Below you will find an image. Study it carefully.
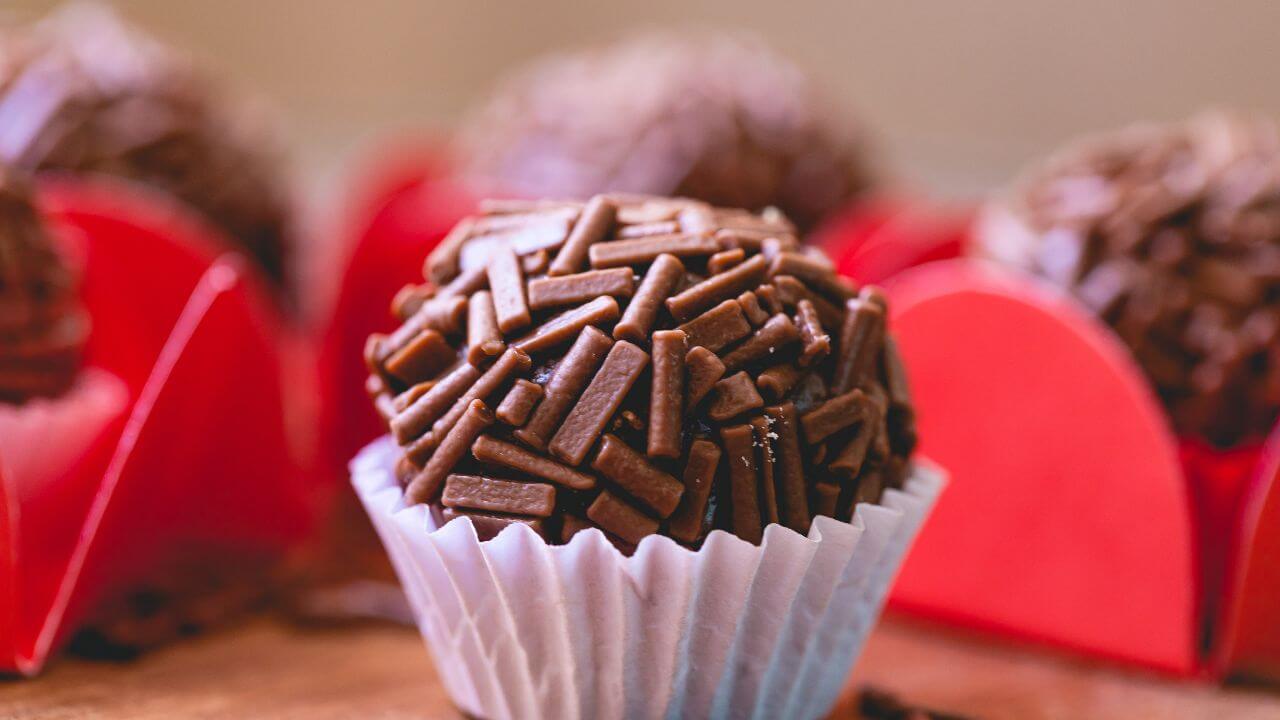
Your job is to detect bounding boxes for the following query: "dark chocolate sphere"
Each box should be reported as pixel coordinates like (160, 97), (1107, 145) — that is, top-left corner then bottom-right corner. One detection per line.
(0, 4), (293, 290)
(456, 32), (873, 232)
(982, 111), (1280, 447)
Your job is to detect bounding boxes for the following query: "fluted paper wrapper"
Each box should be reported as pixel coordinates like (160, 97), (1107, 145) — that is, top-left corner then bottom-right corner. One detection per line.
(352, 437), (944, 720)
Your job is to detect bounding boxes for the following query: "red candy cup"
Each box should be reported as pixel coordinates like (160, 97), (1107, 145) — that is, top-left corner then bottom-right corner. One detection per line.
(1216, 424), (1280, 680)
(883, 258), (1280, 679)
(0, 178), (312, 675)
(816, 195), (971, 286)
(319, 142), (472, 483)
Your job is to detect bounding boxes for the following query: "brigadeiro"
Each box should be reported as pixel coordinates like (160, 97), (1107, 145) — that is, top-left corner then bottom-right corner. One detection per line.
(0, 3), (294, 290)
(0, 165), (86, 403)
(350, 194), (945, 719)
(455, 32), (873, 232)
(980, 111), (1280, 447)
(368, 195), (915, 547)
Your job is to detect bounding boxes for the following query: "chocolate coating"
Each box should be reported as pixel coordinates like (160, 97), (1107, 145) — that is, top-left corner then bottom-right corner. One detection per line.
(366, 195), (916, 547)
(0, 5), (293, 289)
(456, 32), (873, 231)
(984, 111), (1280, 446)
(0, 166), (86, 403)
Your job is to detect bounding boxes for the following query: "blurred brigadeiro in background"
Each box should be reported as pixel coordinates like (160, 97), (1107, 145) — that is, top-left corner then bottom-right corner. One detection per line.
(980, 111), (1280, 447)
(0, 163), (85, 404)
(456, 31), (874, 232)
(0, 3), (295, 294)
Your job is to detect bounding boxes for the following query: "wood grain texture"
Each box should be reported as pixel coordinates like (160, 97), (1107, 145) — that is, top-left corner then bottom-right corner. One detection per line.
(2, 617), (1278, 719)
(0, 621), (449, 720)
(843, 618), (1280, 720)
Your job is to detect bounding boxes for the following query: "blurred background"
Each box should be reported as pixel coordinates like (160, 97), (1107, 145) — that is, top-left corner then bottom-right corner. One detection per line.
(4, 2), (1280, 717)
(7, 0), (1280, 200)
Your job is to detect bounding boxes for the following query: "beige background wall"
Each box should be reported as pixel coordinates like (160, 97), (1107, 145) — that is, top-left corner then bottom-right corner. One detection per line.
(8, 0), (1280, 199)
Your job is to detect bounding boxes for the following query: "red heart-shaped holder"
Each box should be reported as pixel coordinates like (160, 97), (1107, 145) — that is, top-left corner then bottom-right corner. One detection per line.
(816, 195), (972, 286)
(0, 179), (313, 674)
(319, 143), (473, 481)
(1215, 423), (1280, 680)
(0, 371), (128, 673)
(882, 259), (1199, 674)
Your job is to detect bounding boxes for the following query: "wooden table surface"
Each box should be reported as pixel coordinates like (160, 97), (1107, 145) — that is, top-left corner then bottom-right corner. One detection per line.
(2, 615), (1277, 720)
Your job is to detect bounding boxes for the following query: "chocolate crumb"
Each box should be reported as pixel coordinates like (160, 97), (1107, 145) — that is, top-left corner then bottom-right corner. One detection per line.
(856, 687), (975, 720)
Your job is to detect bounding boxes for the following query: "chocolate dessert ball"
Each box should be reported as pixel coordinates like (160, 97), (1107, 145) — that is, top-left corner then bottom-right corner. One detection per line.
(983, 111), (1280, 446)
(365, 194), (916, 548)
(0, 165), (86, 403)
(456, 33), (873, 232)
(0, 4), (293, 289)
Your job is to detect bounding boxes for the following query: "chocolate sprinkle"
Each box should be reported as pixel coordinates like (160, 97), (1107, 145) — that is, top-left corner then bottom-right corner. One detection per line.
(648, 329), (687, 458)
(366, 194), (916, 547)
(685, 346), (727, 409)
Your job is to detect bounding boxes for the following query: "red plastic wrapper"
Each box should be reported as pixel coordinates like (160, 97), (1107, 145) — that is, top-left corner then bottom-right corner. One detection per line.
(319, 144), (472, 483)
(0, 178), (314, 675)
(879, 258), (1280, 681)
(816, 195), (971, 286)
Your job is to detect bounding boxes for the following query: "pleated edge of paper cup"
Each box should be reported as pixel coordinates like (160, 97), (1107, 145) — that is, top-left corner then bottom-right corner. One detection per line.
(351, 435), (946, 565)
(350, 435), (947, 719)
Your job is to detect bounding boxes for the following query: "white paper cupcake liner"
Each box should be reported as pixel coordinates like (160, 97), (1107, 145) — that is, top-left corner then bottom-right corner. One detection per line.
(352, 436), (944, 720)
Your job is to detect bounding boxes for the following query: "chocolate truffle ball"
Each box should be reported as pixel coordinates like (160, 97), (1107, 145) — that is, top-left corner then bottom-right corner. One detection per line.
(982, 111), (1280, 447)
(0, 165), (86, 403)
(456, 32), (873, 232)
(365, 194), (916, 549)
(0, 4), (293, 289)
